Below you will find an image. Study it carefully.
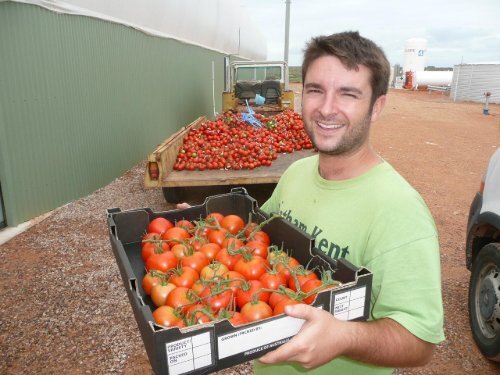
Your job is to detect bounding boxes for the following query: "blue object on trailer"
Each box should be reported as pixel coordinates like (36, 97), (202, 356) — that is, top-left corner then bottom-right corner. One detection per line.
(241, 100), (263, 128)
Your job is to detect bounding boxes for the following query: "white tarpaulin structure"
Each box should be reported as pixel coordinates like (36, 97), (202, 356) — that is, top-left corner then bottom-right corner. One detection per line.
(8, 0), (267, 60)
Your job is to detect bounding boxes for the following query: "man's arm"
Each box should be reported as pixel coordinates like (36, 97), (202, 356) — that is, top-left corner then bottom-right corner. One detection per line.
(258, 303), (434, 369)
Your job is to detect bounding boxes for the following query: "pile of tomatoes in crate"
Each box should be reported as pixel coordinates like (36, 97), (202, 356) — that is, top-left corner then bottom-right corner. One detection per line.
(173, 109), (314, 171)
(141, 213), (340, 329)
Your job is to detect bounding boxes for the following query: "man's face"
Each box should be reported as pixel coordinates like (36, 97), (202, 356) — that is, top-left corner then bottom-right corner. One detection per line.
(301, 55), (381, 156)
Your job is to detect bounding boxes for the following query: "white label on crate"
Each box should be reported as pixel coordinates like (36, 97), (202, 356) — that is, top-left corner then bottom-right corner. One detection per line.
(333, 286), (366, 321)
(217, 307), (322, 360)
(166, 332), (212, 375)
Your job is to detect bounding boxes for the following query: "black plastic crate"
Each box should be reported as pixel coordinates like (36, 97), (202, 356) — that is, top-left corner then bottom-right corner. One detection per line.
(107, 188), (372, 375)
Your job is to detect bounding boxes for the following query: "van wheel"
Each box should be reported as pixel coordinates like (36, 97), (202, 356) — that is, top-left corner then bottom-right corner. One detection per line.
(162, 187), (186, 203)
(469, 242), (500, 361)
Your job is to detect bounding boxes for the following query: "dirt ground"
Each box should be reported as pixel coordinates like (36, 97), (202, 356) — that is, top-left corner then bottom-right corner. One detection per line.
(1, 87), (500, 375)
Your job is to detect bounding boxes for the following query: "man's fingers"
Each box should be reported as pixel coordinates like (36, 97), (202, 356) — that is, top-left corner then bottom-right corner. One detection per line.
(176, 202), (191, 209)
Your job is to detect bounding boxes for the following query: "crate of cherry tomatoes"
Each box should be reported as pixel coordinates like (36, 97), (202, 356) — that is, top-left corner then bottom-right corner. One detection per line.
(107, 188), (372, 375)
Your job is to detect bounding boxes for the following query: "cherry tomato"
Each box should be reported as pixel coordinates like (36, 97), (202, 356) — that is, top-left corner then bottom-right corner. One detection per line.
(169, 266), (200, 288)
(259, 270), (287, 291)
(142, 270), (163, 295)
(269, 287), (296, 309)
(145, 251), (178, 273)
(166, 286), (196, 313)
(288, 269), (319, 292)
(245, 240), (269, 259)
(200, 262), (229, 280)
(273, 298), (301, 316)
(148, 217), (174, 235)
(215, 247), (243, 270)
(152, 305), (184, 328)
(240, 300), (273, 323)
(208, 228), (229, 246)
(142, 241), (169, 262)
(220, 214), (245, 235)
(151, 282), (176, 307)
(197, 242), (221, 262)
(161, 227), (190, 246)
(180, 251), (209, 274)
(175, 219), (195, 231)
(234, 255), (269, 281)
(236, 279), (270, 309)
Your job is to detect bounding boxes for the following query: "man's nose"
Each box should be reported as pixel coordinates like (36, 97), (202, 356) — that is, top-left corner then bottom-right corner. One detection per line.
(318, 92), (340, 118)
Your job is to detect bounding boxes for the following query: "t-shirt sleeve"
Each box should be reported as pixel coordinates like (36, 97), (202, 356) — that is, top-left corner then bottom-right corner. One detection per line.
(366, 234), (445, 344)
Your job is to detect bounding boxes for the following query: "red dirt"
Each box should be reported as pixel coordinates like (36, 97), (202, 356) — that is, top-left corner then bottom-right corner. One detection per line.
(0, 86), (499, 375)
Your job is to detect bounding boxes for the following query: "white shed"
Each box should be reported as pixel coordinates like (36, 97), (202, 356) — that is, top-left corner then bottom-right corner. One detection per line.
(451, 63), (500, 104)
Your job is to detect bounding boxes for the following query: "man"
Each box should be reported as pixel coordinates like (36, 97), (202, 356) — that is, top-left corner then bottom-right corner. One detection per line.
(253, 31), (445, 374)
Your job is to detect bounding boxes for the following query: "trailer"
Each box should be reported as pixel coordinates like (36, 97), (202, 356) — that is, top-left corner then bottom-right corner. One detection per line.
(144, 116), (316, 202)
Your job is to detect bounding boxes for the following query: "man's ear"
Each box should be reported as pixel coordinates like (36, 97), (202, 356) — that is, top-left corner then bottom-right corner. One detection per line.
(370, 95), (386, 123)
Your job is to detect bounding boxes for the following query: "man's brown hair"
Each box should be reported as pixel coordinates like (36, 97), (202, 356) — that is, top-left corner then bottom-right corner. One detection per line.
(302, 31), (390, 106)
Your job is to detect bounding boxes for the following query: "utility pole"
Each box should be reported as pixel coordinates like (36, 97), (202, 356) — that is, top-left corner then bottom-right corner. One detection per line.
(284, 0), (291, 63)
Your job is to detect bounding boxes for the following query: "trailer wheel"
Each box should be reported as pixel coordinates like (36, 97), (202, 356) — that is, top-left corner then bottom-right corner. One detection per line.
(162, 187), (186, 203)
(468, 242), (500, 361)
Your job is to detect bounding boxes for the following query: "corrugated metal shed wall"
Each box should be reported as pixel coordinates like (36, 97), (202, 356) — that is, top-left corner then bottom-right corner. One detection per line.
(451, 63), (500, 104)
(0, 3), (225, 225)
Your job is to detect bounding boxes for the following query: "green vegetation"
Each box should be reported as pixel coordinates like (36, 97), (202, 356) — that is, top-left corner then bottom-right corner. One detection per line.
(289, 66), (302, 83)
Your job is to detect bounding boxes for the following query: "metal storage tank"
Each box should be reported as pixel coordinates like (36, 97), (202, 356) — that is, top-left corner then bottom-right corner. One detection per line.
(403, 38), (427, 73)
(414, 71), (453, 87)
(451, 63), (500, 104)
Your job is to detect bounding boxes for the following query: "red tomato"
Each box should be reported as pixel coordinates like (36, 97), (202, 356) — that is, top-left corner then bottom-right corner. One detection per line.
(197, 242), (221, 262)
(273, 298), (301, 316)
(185, 303), (213, 325)
(145, 251), (178, 273)
(247, 230), (271, 247)
(234, 255), (269, 281)
(169, 266), (200, 288)
(170, 243), (190, 259)
(208, 228), (229, 246)
(227, 311), (248, 327)
(148, 217), (174, 235)
(142, 232), (160, 247)
(221, 270), (245, 295)
(236, 279), (270, 309)
(300, 279), (327, 305)
(161, 227), (191, 246)
(245, 240), (269, 259)
(199, 288), (232, 313)
(240, 300), (273, 322)
(220, 214), (245, 235)
(222, 237), (244, 251)
(288, 269), (319, 292)
(151, 282), (176, 307)
(142, 241), (169, 262)
(175, 219), (195, 231)
(180, 251), (209, 274)
(166, 286), (196, 313)
(206, 212), (224, 226)
(152, 305), (184, 328)
(142, 270), (163, 295)
(200, 262), (229, 280)
(215, 247), (243, 270)
(269, 287), (296, 309)
(259, 270), (287, 291)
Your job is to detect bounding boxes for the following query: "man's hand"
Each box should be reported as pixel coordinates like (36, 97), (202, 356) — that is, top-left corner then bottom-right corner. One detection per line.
(258, 303), (434, 369)
(259, 304), (349, 368)
(176, 203), (191, 209)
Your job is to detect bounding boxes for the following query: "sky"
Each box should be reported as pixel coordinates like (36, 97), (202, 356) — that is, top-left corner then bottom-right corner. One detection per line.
(240, 0), (500, 68)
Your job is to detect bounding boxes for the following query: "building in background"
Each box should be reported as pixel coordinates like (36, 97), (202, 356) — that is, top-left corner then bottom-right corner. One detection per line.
(451, 63), (500, 104)
(0, 0), (265, 227)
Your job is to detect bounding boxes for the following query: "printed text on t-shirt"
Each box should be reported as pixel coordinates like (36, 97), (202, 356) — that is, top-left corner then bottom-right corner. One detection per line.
(279, 209), (349, 259)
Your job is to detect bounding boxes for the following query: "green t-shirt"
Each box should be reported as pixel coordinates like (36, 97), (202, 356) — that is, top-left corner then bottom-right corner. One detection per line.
(256, 155), (445, 375)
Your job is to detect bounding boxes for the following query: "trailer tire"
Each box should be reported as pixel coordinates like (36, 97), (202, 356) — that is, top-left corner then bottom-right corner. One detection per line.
(162, 187), (186, 203)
